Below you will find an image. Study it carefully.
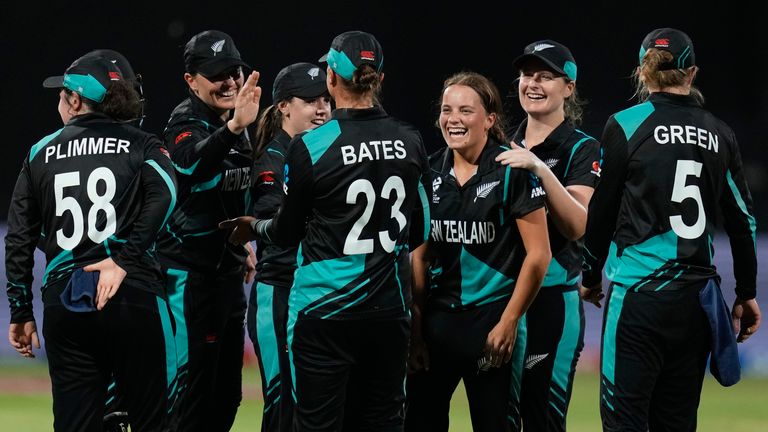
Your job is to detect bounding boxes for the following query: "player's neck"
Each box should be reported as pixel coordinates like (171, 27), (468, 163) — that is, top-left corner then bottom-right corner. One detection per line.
(524, 113), (563, 148)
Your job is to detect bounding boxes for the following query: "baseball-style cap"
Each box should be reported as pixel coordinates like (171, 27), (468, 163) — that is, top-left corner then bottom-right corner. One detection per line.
(512, 40), (578, 81)
(83, 49), (143, 98)
(639, 28), (695, 70)
(43, 54), (123, 103)
(272, 62), (328, 102)
(318, 30), (383, 80)
(184, 30), (249, 78)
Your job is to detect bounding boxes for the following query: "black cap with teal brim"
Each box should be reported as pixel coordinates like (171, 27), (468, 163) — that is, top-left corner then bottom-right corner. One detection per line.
(319, 30), (383, 80)
(43, 54), (123, 103)
(513, 39), (578, 81)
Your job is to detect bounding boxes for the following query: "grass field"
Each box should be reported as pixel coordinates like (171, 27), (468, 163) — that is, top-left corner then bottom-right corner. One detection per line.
(1, 364), (766, 431)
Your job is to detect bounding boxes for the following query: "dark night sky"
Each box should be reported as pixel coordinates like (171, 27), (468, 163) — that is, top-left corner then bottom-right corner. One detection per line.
(2, 1), (767, 227)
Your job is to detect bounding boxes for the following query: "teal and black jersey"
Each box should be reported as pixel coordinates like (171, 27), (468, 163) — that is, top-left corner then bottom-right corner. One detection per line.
(582, 92), (757, 298)
(251, 129), (297, 288)
(511, 119), (600, 290)
(157, 93), (254, 272)
(5, 113), (177, 323)
(254, 106), (431, 320)
(425, 138), (546, 310)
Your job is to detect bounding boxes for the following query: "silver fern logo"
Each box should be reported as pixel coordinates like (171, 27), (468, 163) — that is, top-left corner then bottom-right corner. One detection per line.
(525, 353), (549, 369)
(211, 39), (226, 56)
(475, 181), (500, 202)
(532, 43), (555, 52)
(308, 67), (320, 80)
(544, 158), (559, 168)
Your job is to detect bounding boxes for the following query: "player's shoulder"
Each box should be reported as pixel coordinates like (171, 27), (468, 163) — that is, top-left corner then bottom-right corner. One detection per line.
(571, 128), (600, 148)
(28, 127), (65, 163)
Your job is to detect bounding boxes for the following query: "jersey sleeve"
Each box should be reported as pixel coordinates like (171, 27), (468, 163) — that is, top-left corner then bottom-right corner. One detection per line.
(251, 147), (287, 219)
(408, 140), (432, 251)
(112, 138), (177, 272)
(164, 120), (241, 181)
(582, 117), (628, 287)
(720, 131), (757, 300)
(254, 136), (314, 246)
(5, 156), (41, 323)
(564, 137), (601, 188)
(506, 168), (546, 219)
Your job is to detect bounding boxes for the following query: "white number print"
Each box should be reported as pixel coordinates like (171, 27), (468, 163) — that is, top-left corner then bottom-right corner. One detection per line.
(344, 176), (407, 255)
(54, 169), (117, 250)
(669, 160), (705, 239)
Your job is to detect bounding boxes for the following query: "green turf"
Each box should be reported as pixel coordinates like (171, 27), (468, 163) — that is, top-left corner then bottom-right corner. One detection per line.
(2, 365), (767, 431)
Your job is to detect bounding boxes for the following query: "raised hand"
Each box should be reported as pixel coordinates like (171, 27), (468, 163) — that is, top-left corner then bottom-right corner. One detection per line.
(228, 71), (262, 134)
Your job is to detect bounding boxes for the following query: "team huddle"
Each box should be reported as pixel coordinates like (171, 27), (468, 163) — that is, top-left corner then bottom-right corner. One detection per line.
(4, 27), (761, 432)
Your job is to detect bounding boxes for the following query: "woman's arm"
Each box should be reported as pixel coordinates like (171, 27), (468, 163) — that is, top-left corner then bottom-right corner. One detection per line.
(496, 143), (593, 240)
(408, 242), (431, 372)
(485, 207), (551, 366)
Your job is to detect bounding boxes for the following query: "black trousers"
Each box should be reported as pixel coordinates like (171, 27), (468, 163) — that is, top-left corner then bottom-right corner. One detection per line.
(405, 300), (527, 432)
(600, 283), (710, 432)
(248, 281), (292, 432)
(290, 315), (410, 432)
(165, 267), (247, 432)
(521, 287), (585, 432)
(42, 278), (172, 432)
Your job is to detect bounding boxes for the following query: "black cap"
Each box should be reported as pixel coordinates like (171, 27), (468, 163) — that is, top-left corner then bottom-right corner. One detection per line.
(43, 54), (123, 103)
(318, 30), (383, 80)
(640, 28), (695, 70)
(272, 62), (328, 102)
(183, 30), (249, 78)
(82, 49), (143, 99)
(513, 40), (578, 81)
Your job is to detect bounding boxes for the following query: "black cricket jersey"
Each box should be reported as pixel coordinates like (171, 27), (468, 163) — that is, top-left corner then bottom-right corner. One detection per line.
(251, 129), (296, 287)
(425, 137), (546, 310)
(157, 93), (253, 272)
(511, 119), (600, 289)
(5, 113), (177, 323)
(583, 93), (757, 299)
(255, 106), (431, 320)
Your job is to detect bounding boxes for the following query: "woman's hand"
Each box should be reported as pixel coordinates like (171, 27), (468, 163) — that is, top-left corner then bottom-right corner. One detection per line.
(244, 242), (257, 284)
(732, 298), (761, 342)
(8, 321), (40, 358)
(579, 282), (605, 308)
(219, 216), (258, 246)
(484, 318), (519, 368)
(495, 141), (545, 175)
(84, 258), (127, 310)
(408, 332), (431, 373)
(228, 71), (262, 134)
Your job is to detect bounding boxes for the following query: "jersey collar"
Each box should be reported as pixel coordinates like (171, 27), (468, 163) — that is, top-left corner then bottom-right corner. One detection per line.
(649, 92), (702, 108)
(437, 136), (506, 180)
(510, 118), (575, 155)
(331, 106), (388, 121)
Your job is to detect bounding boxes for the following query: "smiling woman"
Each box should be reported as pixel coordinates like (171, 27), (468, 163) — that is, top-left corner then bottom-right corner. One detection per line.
(155, 29), (263, 432)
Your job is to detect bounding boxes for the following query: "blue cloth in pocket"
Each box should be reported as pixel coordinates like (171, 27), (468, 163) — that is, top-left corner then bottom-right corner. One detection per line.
(699, 278), (740, 387)
(60, 268), (100, 313)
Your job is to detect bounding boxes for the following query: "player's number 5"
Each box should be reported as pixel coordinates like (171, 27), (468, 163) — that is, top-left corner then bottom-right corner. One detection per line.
(670, 160), (705, 240)
(54, 168), (117, 250)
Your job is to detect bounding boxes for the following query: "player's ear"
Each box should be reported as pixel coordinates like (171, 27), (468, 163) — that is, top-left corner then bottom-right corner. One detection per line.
(327, 67), (338, 87)
(69, 92), (83, 112)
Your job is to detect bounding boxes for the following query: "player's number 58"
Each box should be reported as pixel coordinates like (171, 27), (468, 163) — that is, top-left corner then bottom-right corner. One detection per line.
(54, 168), (117, 250)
